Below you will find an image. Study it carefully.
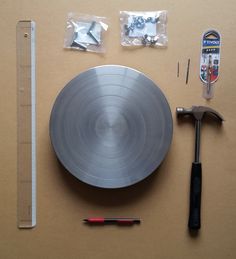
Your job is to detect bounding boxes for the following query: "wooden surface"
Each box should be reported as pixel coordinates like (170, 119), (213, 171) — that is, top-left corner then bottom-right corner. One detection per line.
(0, 0), (236, 258)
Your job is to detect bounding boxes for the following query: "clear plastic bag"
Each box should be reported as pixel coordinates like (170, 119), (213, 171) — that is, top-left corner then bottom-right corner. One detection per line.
(64, 13), (109, 53)
(120, 11), (168, 47)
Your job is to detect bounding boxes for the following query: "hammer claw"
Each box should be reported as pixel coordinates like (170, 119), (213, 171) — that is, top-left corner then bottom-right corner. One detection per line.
(176, 106), (224, 121)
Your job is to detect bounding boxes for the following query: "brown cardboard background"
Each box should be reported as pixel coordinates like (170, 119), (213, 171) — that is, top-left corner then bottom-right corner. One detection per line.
(0, 0), (236, 258)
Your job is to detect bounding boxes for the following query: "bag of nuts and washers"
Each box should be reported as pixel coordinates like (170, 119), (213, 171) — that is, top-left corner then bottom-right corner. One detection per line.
(120, 11), (168, 47)
(64, 13), (109, 53)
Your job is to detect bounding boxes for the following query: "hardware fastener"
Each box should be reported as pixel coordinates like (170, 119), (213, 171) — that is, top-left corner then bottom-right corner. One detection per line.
(87, 21), (100, 45)
(70, 32), (87, 50)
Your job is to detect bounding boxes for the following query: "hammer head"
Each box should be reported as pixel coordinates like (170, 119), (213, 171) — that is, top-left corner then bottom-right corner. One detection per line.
(176, 106), (224, 121)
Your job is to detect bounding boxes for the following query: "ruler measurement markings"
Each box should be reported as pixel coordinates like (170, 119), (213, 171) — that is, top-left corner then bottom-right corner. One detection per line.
(17, 21), (36, 228)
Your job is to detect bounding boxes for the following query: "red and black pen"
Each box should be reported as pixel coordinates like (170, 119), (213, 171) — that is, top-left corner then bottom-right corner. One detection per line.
(83, 218), (141, 225)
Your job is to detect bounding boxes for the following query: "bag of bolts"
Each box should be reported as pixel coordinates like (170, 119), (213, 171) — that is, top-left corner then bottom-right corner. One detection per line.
(64, 13), (108, 53)
(120, 11), (168, 47)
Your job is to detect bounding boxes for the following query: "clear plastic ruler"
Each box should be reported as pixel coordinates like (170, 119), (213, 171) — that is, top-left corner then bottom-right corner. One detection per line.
(16, 21), (36, 228)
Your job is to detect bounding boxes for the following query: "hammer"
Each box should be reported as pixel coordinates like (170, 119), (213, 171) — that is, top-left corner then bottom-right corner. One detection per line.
(176, 106), (224, 230)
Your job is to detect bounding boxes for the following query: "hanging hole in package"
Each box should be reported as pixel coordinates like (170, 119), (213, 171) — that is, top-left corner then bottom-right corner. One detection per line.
(120, 11), (168, 47)
(64, 13), (109, 53)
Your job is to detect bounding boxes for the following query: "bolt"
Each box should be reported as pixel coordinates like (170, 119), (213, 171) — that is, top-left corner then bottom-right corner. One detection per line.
(87, 31), (100, 45)
(71, 41), (87, 51)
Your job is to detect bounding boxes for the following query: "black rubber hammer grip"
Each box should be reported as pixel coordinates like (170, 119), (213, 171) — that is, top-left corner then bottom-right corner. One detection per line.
(188, 162), (202, 230)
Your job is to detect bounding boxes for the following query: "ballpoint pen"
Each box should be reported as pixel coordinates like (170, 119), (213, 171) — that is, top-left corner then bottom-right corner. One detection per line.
(83, 218), (141, 224)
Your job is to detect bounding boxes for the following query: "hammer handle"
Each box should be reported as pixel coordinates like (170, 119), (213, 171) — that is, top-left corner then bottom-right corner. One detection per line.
(188, 162), (202, 230)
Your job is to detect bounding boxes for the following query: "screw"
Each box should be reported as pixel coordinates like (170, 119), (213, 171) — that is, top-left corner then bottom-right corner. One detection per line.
(70, 32), (87, 50)
(87, 21), (100, 45)
(88, 21), (96, 32)
(87, 31), (100, 45)
(71, 41), (87, 51)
